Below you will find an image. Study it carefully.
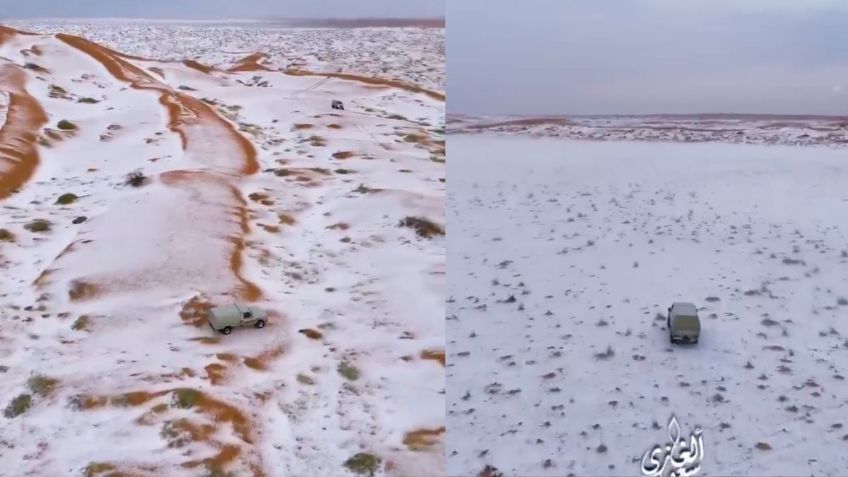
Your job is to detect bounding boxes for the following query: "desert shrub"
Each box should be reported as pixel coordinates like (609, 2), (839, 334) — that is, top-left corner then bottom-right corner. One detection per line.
(57, 120), (77, 131)
(387, 114), (407, 120)
(172, 388), (201, 409)
(78, 97), (99, 104)
(24, 219), (51, 233)
(399, 216), (444, 238)
(0, 229), (13, 241)
(55, 193), (78, 205)
(337, 361), (360, 381)
(296, 373), (315, 385)
(343, 452), (381, 477)
(125, 170), (147, 187)
(27, 374), (58, 396)
(4, 393), (32, 418)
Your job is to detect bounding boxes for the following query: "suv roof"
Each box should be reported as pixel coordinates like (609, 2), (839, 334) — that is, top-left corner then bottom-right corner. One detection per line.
(671, 302), (698, 315)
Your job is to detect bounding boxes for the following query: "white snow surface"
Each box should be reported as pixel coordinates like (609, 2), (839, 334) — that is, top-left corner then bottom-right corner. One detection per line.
(447, 134), (848, 477)
(0, 24), (444, 477)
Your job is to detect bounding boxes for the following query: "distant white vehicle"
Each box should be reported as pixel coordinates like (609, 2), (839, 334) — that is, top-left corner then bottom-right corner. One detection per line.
(667, 302), (700, 344)
(331, 99), (344, 110)
(207, 304), (267, 335)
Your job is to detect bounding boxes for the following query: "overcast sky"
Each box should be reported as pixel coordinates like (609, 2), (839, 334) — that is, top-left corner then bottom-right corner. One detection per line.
(1, 0), (443, 20)
(448, 0), (848, 115)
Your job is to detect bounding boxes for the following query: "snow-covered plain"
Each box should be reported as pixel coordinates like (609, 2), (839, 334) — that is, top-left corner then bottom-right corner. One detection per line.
(0, 23), (444, 477)
(447, 134), (848, 476)
(449, 114), (848, 148)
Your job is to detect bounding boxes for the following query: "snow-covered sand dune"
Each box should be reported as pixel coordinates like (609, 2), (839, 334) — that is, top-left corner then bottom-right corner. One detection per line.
(8, 20), (445, 93)
(0, 24), (444, 477)
(447, 134), (848, 476)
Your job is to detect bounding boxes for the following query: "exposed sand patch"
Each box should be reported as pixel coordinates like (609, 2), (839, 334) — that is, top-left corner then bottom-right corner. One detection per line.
(228, 52), (272, 73)
(74, 387), (259, 475)
(420, 349), (445, 367)
(403, 427), (445, 451)
(179, 295), (214, 328)
(0, 64), (48, 200)
(243, 344), (285, 371)
(0, 25), (38, 44)
(204, 363), (227, 385)
(182, 59), (213, 74)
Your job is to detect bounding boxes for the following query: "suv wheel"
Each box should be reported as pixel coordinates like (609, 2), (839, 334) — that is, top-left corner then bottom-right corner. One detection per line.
(221, 326), (232, 335)
(255, 320), (266, 329)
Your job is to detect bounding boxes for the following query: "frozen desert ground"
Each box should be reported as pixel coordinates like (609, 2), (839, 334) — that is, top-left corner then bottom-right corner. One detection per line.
(0, 22), (443, 477)
(447, 134), (848, 476)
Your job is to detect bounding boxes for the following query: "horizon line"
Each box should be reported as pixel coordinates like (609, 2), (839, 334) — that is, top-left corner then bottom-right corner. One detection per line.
(448, 112), (848, 120)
